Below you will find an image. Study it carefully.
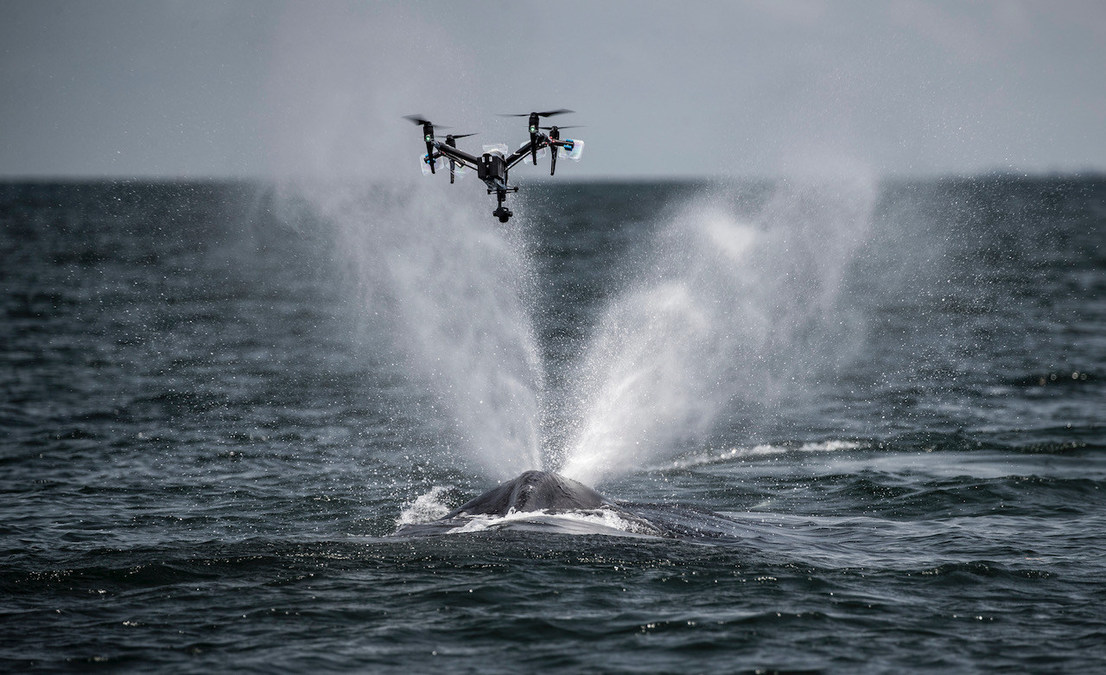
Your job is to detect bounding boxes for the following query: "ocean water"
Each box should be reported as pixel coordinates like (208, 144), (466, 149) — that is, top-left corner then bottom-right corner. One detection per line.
(2, 176), (1104, 672)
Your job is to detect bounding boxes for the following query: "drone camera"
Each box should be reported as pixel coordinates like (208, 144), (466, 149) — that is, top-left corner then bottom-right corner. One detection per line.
(493, 205), (513, 223)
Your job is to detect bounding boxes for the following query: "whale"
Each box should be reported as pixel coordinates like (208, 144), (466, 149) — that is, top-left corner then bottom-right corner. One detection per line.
(394, 470), (740, 540)
(444, 470), (609, 518)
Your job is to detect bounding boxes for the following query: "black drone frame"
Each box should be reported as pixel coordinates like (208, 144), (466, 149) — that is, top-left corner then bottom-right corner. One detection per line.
(405, 110), (580, 223)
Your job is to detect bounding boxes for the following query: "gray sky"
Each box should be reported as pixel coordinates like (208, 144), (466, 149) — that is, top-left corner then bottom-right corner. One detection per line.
(1, 0), (1104, 178)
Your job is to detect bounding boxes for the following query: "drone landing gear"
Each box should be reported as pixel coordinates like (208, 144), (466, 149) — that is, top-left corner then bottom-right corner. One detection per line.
(489, 187), (518, 223)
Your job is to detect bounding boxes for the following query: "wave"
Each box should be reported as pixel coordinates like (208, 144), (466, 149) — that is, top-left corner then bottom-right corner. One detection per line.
(660, 440), (866, 470)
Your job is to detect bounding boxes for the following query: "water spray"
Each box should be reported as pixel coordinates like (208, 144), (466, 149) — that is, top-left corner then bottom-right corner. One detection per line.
(558, 178), (877, 485)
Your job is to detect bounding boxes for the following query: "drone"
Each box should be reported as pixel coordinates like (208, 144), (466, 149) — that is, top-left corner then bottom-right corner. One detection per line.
(404, 110), (585, 223)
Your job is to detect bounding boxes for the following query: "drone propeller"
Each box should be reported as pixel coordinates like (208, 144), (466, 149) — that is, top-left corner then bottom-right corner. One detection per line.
(402, 114), (452, 128)
(406, 115), (452, 175)
(539, 125), (583, 130)
(543, 125), (585, 176)
(443, 133), (476, 184)
(499, 109), (575, 118)
(499, 110), (574, 164)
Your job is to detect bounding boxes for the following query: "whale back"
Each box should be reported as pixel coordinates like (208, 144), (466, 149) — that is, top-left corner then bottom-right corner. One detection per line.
(446, 470), (607, 518)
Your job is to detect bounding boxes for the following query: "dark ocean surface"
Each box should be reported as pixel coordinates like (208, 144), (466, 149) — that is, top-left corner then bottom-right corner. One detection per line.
(2, 176), (1104, 672)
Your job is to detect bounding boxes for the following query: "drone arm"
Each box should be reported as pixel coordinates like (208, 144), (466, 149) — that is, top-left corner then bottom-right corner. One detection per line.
(435, 143), (480, 170)
(505, 136), (548, 170)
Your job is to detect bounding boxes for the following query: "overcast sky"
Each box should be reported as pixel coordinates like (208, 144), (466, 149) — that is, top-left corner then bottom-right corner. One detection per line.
(1, 0), (1104, 179)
